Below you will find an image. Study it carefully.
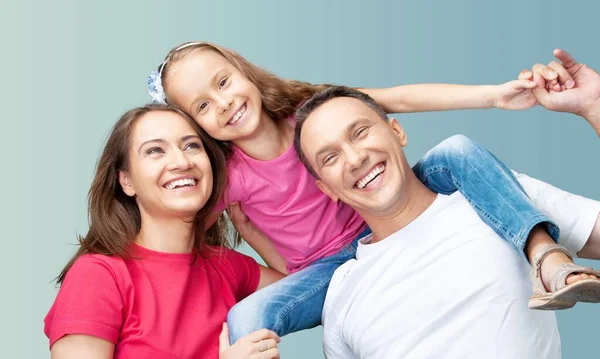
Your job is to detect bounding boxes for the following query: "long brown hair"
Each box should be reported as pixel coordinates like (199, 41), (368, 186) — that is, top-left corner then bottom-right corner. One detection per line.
(57, 104), (230, 285)
(159, 41), (332, 157)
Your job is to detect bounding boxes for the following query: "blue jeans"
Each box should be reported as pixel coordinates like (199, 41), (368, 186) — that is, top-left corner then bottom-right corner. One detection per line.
(227, 134), (559, 342)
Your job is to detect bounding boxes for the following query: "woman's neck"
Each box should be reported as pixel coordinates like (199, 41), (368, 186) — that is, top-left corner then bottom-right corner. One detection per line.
(233, 111), (294, 161)
(136, 212), (196, 253)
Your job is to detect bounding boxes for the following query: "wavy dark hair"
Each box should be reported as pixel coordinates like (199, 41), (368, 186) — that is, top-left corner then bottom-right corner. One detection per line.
(57, 104), (230, 285)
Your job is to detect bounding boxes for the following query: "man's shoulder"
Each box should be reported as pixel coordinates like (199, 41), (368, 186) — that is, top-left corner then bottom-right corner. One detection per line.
(323, 259), (357, 325)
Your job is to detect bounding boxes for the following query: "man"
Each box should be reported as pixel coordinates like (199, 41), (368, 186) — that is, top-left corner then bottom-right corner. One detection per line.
(294, 50), (600, 358)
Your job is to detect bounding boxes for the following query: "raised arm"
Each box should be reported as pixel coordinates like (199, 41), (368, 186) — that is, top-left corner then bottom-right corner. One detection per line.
(359, 79), (543, 113)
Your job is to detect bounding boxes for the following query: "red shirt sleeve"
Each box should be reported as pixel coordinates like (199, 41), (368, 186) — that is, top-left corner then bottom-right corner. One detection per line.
(44, 255), (124, 348)
(222, 249), (261, 301)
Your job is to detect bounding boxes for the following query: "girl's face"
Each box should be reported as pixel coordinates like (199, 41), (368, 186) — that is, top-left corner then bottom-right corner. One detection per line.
(119, 111), (213, 220)
(165, 50), (264, 143)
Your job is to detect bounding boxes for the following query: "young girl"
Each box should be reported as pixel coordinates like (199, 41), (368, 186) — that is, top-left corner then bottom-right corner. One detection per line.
(44, 104), (284, 359)
(148, 42), (600, 342)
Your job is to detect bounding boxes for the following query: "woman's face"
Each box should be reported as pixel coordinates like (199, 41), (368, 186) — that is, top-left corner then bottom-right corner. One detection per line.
(119, 111), (213, 220)
(164, 49), (264, 142)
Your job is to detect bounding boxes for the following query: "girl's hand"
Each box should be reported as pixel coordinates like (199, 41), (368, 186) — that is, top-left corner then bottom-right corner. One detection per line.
(219, 323), (281, 359)
(492, 79), (538, 110)
(227, 202), (253, 234)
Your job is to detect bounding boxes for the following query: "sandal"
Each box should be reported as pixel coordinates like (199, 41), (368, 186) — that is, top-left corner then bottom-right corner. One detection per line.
(528, 244), (600, 310)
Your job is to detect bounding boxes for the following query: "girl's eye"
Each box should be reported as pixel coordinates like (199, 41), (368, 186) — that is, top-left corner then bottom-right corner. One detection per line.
(197, 102), (208, 114)
(219, 77), (229, 89)
(146, 147), (164, 155)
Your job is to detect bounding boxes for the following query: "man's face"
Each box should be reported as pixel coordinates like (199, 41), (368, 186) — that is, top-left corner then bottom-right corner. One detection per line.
(300, 97), (411, 216)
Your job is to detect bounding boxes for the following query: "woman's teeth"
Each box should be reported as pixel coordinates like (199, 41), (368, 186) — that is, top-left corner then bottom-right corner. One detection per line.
(164, 178), (197, 190)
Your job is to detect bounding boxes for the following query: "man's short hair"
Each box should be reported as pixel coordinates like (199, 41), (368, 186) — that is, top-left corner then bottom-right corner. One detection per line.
(294, 86), (388, 178)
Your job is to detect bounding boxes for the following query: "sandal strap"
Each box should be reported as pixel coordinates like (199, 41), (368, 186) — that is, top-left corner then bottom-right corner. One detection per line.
(550, 263), (600, 292)
(531, 244), (573, 295)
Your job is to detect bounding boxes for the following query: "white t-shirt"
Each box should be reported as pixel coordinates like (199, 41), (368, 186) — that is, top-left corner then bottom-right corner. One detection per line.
(323, 174), (600, 359)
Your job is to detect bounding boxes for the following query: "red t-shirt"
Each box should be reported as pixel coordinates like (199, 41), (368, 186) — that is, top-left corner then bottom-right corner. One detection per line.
(44, 244), (260, 358)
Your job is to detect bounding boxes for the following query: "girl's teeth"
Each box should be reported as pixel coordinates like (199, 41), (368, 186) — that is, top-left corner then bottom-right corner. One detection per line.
(231, 104), (247, 124)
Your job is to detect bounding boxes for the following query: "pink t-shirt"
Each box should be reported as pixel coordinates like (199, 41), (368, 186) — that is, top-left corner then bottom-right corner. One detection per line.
(217, 139), (366, 273)
(44, 245), (260, 359)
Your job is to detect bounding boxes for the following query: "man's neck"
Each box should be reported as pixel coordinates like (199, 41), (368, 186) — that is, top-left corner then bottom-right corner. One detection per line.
(136, 210), (196, 253)
(233, 111), (294, 160)
(361, 179), (438, 244)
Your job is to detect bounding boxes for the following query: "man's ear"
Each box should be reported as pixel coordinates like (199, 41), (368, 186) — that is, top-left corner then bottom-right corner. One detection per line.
(389, 118), (408, 147)
(119, 171), (136, 197)
(316, 179), (339, 203)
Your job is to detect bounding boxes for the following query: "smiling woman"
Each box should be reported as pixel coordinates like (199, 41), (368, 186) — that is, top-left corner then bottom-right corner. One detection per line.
(43, 104), (283, 359)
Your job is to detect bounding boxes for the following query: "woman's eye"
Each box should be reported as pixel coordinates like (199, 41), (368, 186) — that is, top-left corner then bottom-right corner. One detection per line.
(185, 142), (202, 151)
(146, 147), (164, 155)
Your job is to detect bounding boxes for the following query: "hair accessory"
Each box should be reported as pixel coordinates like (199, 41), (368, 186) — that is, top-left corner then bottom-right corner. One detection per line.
(146, 70), (167, 104)
(146, 42), (205, 104)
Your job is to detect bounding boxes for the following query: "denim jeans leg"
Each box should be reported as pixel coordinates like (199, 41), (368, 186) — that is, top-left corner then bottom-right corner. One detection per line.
(412, 135), (559, 252)
(227, 242), (360, 342)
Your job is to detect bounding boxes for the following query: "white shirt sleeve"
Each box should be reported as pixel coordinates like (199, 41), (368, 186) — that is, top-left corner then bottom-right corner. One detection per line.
(513, 171), (600, 256)
(323, 328), (356, 359)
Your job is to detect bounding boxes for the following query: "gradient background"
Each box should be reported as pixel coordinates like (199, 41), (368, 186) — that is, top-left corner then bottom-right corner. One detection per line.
(3, 0), (599, 358)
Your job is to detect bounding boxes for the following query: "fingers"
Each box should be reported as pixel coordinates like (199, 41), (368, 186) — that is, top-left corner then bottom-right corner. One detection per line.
(548, 60), (575, 89)
(518, 69), (533, 81)
(531, 70), (552, 109)
(219, 323), (231, 353)
(554, 48), (578, 69)
(532, 63), (559, 87)
(246, 329), (281, 344)
(253, 338), (278, 353)
(256, 347), (280, 359)
(511, 79), (537, 90)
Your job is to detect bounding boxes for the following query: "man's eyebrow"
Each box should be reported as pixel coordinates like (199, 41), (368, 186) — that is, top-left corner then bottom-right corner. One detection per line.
(313, 118), (366, 162)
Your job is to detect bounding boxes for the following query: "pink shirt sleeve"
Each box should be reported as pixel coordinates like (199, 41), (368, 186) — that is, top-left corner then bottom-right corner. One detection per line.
(44, 255), (124, 347)
(221, 249), (261, 301)
(214, 162), (248, 214)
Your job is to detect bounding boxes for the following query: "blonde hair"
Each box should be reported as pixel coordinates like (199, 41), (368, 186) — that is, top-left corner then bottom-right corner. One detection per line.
(159, 41), (332, 155)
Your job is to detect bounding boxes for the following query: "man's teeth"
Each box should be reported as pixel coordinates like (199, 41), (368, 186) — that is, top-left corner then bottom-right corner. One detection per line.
(230, 104), (247, 124)
(164, 178), (197, 190)
(356, 164), (386, 189)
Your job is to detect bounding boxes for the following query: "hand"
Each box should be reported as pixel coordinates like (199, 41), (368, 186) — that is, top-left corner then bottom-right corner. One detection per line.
(227, 202), (253, 234)
(219, 323), (281, 359)
(493, 79), (538, 110)
(520, 49), (600, 118)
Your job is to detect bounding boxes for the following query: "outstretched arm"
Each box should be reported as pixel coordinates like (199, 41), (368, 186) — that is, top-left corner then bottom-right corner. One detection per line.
(359, 79), (544, 113)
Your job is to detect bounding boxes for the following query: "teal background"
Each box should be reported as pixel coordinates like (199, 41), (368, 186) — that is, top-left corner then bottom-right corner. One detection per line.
(3, 0), (598, 357)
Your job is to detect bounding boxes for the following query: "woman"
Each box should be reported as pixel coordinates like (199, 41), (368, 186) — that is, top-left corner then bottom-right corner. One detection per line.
(44, 104), (283, 359)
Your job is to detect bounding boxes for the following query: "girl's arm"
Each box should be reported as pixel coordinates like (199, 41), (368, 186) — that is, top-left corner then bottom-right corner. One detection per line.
(257, 265), (286, 290)
(228, 203), (288, 275)
(359, 80), (539, 113)
(51, 335), (114, 359)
